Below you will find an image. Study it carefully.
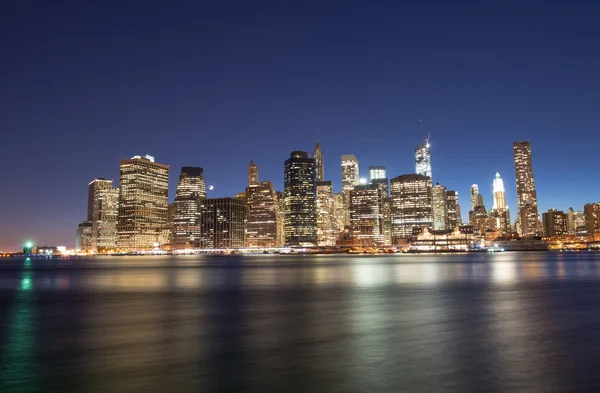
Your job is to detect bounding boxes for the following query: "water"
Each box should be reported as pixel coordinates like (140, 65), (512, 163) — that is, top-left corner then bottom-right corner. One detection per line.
(2, 252), (600, 392)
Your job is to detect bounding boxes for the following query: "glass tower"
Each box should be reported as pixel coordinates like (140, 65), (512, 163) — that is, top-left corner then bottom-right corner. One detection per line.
(284, 151), (317, 246)
(172, 167), (206, 249)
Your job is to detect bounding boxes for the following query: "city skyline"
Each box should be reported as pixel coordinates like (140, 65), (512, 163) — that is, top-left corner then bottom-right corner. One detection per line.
(2, 1), (600, 250)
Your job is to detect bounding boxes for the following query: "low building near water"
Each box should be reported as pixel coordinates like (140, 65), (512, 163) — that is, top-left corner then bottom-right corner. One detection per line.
(409, 226), (475, 252)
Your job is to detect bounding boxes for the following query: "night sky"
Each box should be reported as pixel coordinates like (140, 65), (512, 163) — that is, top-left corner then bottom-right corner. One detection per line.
(1, 1), (599, 250)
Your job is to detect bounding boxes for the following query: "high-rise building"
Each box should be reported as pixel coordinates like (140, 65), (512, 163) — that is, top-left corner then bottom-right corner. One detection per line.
(172, 167), (206, 249)
(390, 174), (433, 240)
(542, 209), (567, 236)
(276, 191), (286, 247)
(567, 207), (586, 235)
(89, 179), (119, 252)
(369, 166), (386, 183)
(584, 203), (600, 235)
(341, 155), (359, 192)
(415, 120), (432, 178)
(493, 172), (507, 210)
(514, 141), (540, 236)
(248, 160), (259, 188)
(76, 221), (93, 251)
(88, 178), (113, 222)
(432, 184), (448, 230)
(117, 155), (169, 250)
(381, 197), (392, 245)
(470, 184), (480, 211)
(167, 202), (175, 244)
(316, 181), (336, 246)
(446, 190), (460, 229)
(313, 141), (324, 182)
(200, 197), (245, 249)
(333, 192), (346, 234)
(350, 184), (383, 244)
(246, 181), (279, 248)
(371, 177), (389, 198)
(489, 208), (511, 236)
(284, 151), (316, 246)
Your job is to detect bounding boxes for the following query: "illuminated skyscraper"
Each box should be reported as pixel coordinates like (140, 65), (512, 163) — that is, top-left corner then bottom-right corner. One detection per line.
(117, 155), (169, 250)
(584, 202), (600, 235)
(276, 191), (285, 246)
(350, 184), (383, 244)
(248, 160), (259, 187)
(514, 141), (540, 236)
(313, 141), (324, 182)
(432, 183), (448, 230)
(88, 178), (113, 221)
(316, 181), (336, 246)
(341, 155), (359, 226)
(542, 209), (567, 236)
(89, 178), (119, 251)
(76, 221), (93, 251)
(369, 166), (386, 182)
(567, 207), (586, 235)
(284, 151), (316, 246)
(493, 172), (507, 210)
(446, 190), (460, 229)
(200, 197), (245, 249)
(470, 184), (480, 211)
(333, 192), (346, 233)
(390, 174), (433, 239)
(172, 167), (206, 249)
(246, 181), (279, 248)
(415, 120), (432, 178)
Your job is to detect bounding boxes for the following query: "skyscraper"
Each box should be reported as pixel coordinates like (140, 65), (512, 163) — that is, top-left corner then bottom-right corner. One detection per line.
(470, 184), (480, 211)
(493, 172), (507, 210)
(284, 151), (317, 246)
(76, 221), (93, 251)
(246, 181), (279, 248)
(172, 167), (206, 249)
(313, 141), (324, 182)
(117, 155), (169, 250)
(200, 197), (246, 249)
(446, 190), (460, 229)
(432, 183), (448, 230)
(350, 184), (383, 245)
(369, 166), (386, 182)
(89, 179), (119, 252)
(584, 202), (600, 235)
(390, 174), (433, 239)
(341, 155), (359, 226)
(415, 120), (432, 178)
(567, 207), (586, 235)
(514, 141), (540, 236)
(248, 160), (259, 188)
(316, 181), (336, 246)
(542, 209), (567, 236)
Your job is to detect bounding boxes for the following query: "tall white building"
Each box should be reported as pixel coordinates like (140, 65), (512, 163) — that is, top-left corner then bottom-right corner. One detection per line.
(341, 155), (359, 226)
(470, 184), (480, 211)
(432, 184), (448, 230)
(493, 172), (507, 209)
(369, 166), (386, 182)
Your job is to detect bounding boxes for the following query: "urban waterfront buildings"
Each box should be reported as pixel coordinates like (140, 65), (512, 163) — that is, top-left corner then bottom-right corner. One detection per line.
(350, 184), (383, 245)
(470, 184), (483, 211)
(369, 166), (386, 183)
(200, 197), (246, 248)
(446, 190), (461, 229)
(246, 181), (280, 247)
(489, 172), (511, 235)
(313, 141), (324, 182)
(567, 208), (586, 235)
(390, 174), (433, 240)
(432, 183), (448, 230)
(514, 141), (540, 236)
(172, 167), (206, 249)
(284, 151), (317, 246)
(584, 203), (600, 235)
(117, 155), (169, 250)
(415, 120), (432, 178)
(89, 178), (119, 251)
(493, 173), (507, 210)
(76, 221), (93, 251)
(316, 181), (336, 246)
(542, 209), (567, 236)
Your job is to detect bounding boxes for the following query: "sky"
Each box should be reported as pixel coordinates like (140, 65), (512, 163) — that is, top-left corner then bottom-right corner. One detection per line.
(1, 0), (599, 250)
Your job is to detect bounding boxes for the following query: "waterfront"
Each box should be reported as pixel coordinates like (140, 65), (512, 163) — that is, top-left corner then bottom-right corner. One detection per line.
(2, 253), (600, 392)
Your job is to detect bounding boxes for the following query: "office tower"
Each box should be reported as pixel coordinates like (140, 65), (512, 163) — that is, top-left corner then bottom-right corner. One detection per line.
(76, 221), (93, 251)
(167, 202), (175, 244)
(470, 184), (480, 211)
(381, 197), (392, 245)
(316, 181), (336, 246)
(199, 197), (245, 248)
(432, 184), (448, 230)
(313, 141), (324, 182)
(88, 178), (113, 220)
(276, 191), (285, 247)
(89, 179), (119, 251)
(567, 207), (586, 235)
(514, 141), (540, 236)
(117, 154), (169, 250)
(493, 172), (507, 209)
(456, 204), (463, 226)
(172, 167), (206, 249)
(248, 160), (259, 188)
(341, 155), (359, 226)
(284, 151), (317, 246)
(369, 166), (386, 182)
(446, 190), (460, 229)
(542, 209), (567, 236)
(333, 192), (346, 233)
(489, 208), (511, 236)
(415, 120), (432, 178)
(470, 205), (489, 237)
(350, 184), (383, 244)
(246, 181), (279, 248)
(371, 177), (389, 198)
(584, 203), (600, 235)
(390, 174), (433, 239)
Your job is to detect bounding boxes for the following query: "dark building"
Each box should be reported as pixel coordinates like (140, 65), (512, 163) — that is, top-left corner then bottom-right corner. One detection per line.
(542, 209), (567, 236)
(284, 151), (317, 246)
(200, 198), (246, 249)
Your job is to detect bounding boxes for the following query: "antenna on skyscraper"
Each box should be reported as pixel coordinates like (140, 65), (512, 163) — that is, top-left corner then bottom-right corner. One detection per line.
(419, 119), (423, 145)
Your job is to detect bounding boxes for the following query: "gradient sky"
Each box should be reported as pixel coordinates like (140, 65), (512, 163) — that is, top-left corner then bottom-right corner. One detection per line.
(1, 1), (599, 250)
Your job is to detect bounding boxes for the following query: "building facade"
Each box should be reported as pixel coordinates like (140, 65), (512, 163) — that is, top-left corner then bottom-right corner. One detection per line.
(542, 209), (567, 236)
(369, 166), (386, 183)
(89, 179), (119, 251)
(117, 155), (169, 250)
(172, 167), (206, 249)
(446, 190), (460, 229)
(200, 198), (246, 249)
(284, 151), (317, 246)
(390, 174), (433, 240)
(514, 141), (540, 236)
(493, 172), (507, 210)
(76, 221), (93, 251)
(584, 203), (600, 235)
(415, 143), (432, 179)
(432, 183), (448, 230)
(248, 160), (259, 188)
(350, 184), (383, 245)
(313, 141), (324, 182)
(246, 181), (279, 248)
(316, 181), (336, 246)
